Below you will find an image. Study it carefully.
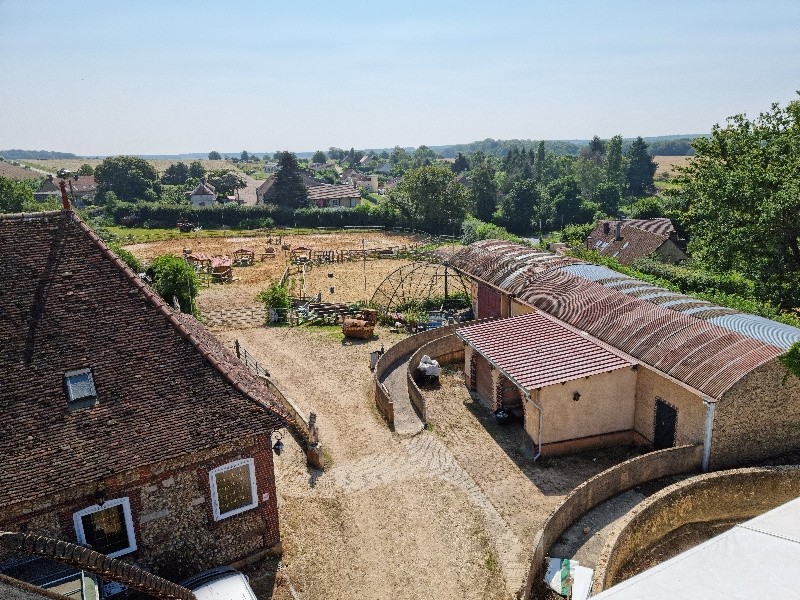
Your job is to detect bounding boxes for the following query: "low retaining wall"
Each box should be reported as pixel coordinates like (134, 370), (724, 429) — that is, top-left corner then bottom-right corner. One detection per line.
(407, 334), (465, 422)
(373, 318), (497, 424)
(521, 444), (703, 600)
(593, 465), (800, 593)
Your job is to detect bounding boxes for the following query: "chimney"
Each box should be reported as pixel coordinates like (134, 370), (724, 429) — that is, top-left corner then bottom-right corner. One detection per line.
(602, 222), (610, 235)
(615, 221), (622, 241)
(58, 179), (71, 211)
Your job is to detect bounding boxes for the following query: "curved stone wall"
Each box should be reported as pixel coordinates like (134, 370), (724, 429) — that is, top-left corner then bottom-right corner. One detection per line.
(521, 444), (703, 600)
(407, 334), (465, 422)
(592, 465), (800, 593)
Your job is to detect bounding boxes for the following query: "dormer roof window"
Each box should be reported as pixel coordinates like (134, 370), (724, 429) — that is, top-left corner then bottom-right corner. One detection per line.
(64, 368), (97, 411)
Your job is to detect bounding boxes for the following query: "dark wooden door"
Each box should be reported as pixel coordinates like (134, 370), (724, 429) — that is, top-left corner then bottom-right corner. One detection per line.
(654, 399), (677, 450)
(478, 283), (501, 318)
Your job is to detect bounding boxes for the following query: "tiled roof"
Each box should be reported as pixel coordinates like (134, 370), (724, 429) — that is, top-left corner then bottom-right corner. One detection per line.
(306, 184), (361, 201)
(449, 240), (793, 398)
(586, 220), (679, 265)
(0, 211), (290, 507)
(457, 312), (635, 390)
(35, 176), (97, 195)
(190, 181), (215, 196)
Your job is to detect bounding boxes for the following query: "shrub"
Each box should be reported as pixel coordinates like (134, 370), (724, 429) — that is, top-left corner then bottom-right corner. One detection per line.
(147, 254), (199, 315)
(108, 243), (143, 273)
(256, 281), (291, 324)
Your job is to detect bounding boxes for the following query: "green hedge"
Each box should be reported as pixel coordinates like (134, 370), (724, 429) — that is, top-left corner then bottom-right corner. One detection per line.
(631, 257), (754, 296)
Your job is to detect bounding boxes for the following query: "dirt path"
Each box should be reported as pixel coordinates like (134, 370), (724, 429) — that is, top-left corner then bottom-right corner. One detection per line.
(215, 325), (639, 600)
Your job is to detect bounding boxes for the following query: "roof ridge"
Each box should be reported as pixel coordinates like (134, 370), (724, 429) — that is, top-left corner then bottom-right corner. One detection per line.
(0, 209), (64, 222)
(66, 211), (291, 428)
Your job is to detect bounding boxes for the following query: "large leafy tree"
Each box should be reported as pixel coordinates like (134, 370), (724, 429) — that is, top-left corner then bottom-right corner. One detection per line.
(470, 161), (497, 222)
(266, 151), (308, 209)
(388, 164), (468, 234)
(312, 150), (327, 164)
(161, 162), (189, 185)
(498, 180), (537, 235)
(188, 160), (206, 179)
(95, 156), (159, 202)
(451, 152), (469, 174)
(207, 170), (247, 199)
(676, 98), (800, 308)
(625, 137), (657, 195)
(0, 176), (34, 212)
(147, 254), (199, 314)
(604, 134), (625, 190)
(208, 151), (222, 160)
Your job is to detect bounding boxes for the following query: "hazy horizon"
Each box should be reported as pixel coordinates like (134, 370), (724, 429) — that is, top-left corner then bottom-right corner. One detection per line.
(2, 1), (798, 155)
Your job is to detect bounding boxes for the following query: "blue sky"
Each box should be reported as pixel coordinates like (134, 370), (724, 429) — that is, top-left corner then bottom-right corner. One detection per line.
(1, 0), (799, 155)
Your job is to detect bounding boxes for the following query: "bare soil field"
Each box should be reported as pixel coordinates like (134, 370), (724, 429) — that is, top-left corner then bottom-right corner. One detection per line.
(123, 231), (425, 310)
(0, 161), (43, 180)
(653, 155), (692, 175)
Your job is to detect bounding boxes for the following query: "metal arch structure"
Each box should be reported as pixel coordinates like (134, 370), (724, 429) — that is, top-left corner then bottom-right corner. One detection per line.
(370, 260), (472, 314)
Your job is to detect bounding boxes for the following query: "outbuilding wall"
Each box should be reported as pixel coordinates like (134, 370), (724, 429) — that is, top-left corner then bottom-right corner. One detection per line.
(633, 365), (706, 447)
(532, 367), (637, 445)
(711, 360), (800, 469)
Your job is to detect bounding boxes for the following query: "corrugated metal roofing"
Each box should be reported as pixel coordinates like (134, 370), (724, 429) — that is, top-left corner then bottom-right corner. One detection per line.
(709, 313), (800, 348)
(456, 312), (634, 390)
(449, 241), (797, 398)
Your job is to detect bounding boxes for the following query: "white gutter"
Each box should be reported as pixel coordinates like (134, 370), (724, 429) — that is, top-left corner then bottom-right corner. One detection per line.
(701, 396), (717, 472)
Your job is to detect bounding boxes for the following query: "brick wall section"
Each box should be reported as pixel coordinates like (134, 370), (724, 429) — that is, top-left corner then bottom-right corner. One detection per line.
(406, 334), (465, 421)
(711, 360), (800, 469)
(592, 466), (800, 593)
(0, 435), (280, 582)
(520, 445), (703, 600)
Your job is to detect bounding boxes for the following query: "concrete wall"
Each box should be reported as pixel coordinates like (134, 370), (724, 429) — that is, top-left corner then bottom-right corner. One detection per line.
(532, 367), (638, 445)
(633, 365), (706, 447)
(0, 435), (280, 582)
(373, 318), (497, 424)
(711, 360), (800, 469)
(520, 444), (703, 600)
(407, 334), (465, 421)
(593, 465), (800, 593)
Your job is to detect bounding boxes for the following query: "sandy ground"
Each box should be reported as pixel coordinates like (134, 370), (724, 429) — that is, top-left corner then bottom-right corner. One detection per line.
(124, 233), (637, 599)
(653, 155), (692, 175)
(123, 231), (424, 310)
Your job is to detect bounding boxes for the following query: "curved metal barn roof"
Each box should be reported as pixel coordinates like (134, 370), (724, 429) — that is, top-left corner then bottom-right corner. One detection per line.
(449, 240), (800, 397)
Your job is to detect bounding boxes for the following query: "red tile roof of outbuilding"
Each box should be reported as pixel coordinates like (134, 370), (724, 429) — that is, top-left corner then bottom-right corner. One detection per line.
(456, 312), (635, 390)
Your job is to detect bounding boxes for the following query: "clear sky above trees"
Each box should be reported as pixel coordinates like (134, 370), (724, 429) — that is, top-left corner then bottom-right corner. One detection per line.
(2, 1), (800, 154)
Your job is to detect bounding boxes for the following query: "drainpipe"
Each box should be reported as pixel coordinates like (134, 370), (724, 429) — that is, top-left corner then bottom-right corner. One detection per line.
(524, 389), (543, 461)
(701, 397), (717, 472)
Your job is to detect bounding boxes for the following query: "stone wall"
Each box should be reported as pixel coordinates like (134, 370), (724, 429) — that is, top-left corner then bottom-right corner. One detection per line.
(406, 334), (465, 421)
(520, 444), (703, 600)
(0, 435), (281, 582)
(711, 360), (800, 469)
(593, 466), (800, 593)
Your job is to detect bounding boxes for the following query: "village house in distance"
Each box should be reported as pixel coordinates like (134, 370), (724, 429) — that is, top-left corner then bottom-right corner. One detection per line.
(0, 208), (292, 589)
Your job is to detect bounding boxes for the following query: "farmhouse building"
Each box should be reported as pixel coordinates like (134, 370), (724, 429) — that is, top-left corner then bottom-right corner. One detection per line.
(449, 240), (800, 468)
(307, 183), (362, 208)
(34, 174), (97, 206)
(255, 176), (275, 204)
(0, 210), (291, 584)
(188, 179), (216, 206)
(586, 218), (687, 265)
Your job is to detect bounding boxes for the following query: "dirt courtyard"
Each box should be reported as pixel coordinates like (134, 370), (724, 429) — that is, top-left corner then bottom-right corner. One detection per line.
(123, 233), (638, 599)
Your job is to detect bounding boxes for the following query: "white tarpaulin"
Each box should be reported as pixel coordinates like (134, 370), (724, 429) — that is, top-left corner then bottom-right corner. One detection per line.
(593, 496), (800, 599)
(544, 558), (593, 600)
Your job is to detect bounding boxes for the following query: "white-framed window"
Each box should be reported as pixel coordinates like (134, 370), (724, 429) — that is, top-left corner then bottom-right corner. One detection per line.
(209, 458), (258, 521)
(73, 497), (137, 558)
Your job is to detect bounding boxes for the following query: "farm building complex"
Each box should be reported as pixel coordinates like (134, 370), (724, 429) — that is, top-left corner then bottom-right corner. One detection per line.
(0, 210), (291, 584)
(449, 239), (800, 469)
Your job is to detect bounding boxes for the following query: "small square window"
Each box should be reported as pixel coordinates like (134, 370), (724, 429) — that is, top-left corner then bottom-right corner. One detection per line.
(209, 458), (258, 521)
(64, 368), (97, 410)
(73, 498), (137, 558)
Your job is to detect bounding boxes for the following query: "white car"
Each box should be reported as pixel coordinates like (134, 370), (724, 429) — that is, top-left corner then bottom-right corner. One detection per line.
(180, 566), (258, 600)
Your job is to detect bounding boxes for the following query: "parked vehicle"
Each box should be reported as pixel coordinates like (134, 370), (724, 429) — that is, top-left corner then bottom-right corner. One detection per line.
(179, 566), (257, 600)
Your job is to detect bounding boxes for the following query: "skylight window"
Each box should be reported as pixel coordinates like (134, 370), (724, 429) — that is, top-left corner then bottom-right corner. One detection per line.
(64, 368), (97, 410)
